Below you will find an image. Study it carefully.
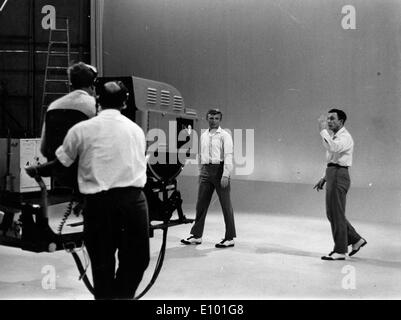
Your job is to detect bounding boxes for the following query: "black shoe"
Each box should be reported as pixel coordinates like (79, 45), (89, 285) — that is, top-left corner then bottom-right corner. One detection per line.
(349, 238), (367, 257)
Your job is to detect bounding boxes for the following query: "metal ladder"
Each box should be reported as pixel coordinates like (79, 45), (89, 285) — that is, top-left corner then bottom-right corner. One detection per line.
(40, 17), (71, 128)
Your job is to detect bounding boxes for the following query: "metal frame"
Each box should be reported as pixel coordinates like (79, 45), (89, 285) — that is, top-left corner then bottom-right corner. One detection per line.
(90, 0), (104, 76)
(0, 0), (9, 12)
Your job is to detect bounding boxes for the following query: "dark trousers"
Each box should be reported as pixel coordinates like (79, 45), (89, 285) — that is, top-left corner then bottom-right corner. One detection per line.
(325, 167), (361, 254)
(191, 164), (236, 239)
(83, 187), (150, 300)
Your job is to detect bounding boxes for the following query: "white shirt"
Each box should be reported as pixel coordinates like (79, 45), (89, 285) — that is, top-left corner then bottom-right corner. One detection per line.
(46, 90), (96, 117)
(56, 109), (147, 194)
(40, 90), (97, 156)
(320, 127), (353, 167)
(200, 127), (233, 177)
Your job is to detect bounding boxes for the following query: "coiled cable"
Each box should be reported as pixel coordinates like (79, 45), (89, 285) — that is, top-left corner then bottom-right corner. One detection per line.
(57, 200), (74, 236)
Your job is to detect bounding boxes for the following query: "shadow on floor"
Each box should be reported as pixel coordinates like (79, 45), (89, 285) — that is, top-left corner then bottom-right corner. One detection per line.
(163, 245), (220, 260)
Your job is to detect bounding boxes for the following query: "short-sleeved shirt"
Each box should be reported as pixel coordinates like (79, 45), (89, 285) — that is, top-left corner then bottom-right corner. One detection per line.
(56, 109), (147, 194)
(40, 90), (97, 157)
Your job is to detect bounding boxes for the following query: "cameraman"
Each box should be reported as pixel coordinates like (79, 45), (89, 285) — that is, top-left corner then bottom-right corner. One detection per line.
(55, 81), (149, 299)
(39, 62), (97, 191)
(40, 62), (97, 160)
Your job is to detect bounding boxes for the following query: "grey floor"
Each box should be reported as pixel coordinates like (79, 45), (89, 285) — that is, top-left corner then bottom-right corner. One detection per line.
(0, 208), (400, 300)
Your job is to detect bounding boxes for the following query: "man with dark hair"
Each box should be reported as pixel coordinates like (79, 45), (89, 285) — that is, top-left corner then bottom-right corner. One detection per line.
(61, 81), (149, 299)
(67, 62), (98, 89)
(314, 108), (367, 260)
(29, 81), (150, 299)
(181, 108), (236, 248)
(38, 62), (98, 191)
(40, 62), (98, 160)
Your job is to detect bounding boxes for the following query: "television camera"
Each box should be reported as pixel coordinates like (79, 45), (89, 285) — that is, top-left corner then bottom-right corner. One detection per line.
(0, 76), (199, 297)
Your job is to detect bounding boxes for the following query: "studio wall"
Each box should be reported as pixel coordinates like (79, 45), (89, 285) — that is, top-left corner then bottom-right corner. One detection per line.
(101, 0), (401, 223)
(102, 0), (401, 188)
(0, 0), (91, 137)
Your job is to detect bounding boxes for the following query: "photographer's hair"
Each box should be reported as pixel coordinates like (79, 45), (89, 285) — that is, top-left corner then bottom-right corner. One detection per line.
(328, 108), (347, 125)
(97, 81), (129, 110)
(68, 62), (98, 90)
(206, 108), (223, 120)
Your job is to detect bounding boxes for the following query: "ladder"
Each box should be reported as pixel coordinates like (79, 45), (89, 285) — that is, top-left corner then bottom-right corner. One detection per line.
(40, 17), (71, 128)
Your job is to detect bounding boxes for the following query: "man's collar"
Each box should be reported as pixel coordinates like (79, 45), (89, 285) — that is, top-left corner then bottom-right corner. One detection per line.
(73, 89), (91, 96)
(332, 126), (346, 138)
(335, 127), (346, 135)
(98, 108), (121, 115)
(209, 126), (222, 133)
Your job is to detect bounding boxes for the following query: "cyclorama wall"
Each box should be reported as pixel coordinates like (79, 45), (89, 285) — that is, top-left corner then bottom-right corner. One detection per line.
(100, 0), (401, 226)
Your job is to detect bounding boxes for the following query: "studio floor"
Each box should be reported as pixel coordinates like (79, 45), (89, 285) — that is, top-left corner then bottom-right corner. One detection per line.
(0, 209), (400, 300)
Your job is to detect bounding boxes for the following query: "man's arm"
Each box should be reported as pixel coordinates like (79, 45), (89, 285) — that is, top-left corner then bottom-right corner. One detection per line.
(55, 126), (81, 168)
(222, 131), (233, 178)
(25, 126), (81, 178)
(198, 131), (206, 174)
(320, 130), (352, 153)
(39, 123), (47, 158)
(25, 159), (65, 178)
(313, 176), (326, 192)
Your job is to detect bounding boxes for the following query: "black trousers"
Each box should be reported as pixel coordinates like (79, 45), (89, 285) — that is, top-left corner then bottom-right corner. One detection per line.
(325, 166), (361, 254)
(191, 164), (236, 239)
(83, 187), (150, 300)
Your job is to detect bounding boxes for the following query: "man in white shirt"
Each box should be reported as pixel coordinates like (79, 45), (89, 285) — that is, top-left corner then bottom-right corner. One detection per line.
(40, 62), (97, 190)
(55, 81), (149, 299)
(314, 108), (367, 260)
(181, 109), (236, 248)
(40, 62), (97, 159)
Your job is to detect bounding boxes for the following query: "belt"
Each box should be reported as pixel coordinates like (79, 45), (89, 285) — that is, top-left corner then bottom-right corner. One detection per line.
(327, 163), (348, 169)
(86, 186), (143, 197)
(204, 162), (224, 165)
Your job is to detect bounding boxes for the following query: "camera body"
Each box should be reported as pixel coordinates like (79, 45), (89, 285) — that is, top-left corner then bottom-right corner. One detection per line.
(0, 76), (199, 251)
(95, 76), (199, 229)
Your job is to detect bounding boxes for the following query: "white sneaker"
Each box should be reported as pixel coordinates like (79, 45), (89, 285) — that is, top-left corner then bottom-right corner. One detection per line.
(215, 238), (235, 248)
(321, 251), (347, 260)
(181, 235), (202, 245)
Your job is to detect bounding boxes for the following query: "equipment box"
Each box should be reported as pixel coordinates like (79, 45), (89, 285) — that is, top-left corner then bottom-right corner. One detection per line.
(0, 139), (51, 193)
